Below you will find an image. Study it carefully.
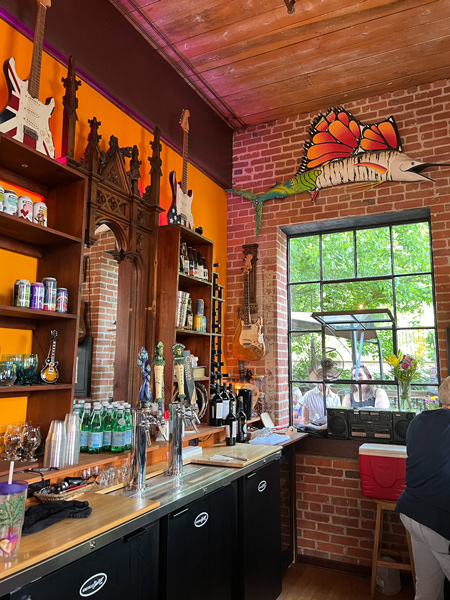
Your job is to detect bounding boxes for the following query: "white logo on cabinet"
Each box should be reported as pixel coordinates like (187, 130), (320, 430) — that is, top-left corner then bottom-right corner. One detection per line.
(194, 512), (209, 527)
(258, 480), (267, 493)
(79, 573), (108, 596)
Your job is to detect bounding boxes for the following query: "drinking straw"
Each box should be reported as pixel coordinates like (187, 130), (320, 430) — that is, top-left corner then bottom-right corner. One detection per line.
(8, 460), (14, 485)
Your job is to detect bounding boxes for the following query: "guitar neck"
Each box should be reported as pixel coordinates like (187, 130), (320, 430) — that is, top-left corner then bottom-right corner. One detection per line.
(28, 1), (47, 99)
(182, 128), (189, 195)
(243, 272), (251, 325)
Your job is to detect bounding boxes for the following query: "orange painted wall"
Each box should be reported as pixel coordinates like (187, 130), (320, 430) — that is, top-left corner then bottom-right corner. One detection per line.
(0, 17), (228, 423)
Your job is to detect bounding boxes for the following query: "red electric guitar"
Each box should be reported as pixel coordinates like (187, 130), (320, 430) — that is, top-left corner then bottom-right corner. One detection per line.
(0, 0), (55, 157)
(167, 109), (194, 229)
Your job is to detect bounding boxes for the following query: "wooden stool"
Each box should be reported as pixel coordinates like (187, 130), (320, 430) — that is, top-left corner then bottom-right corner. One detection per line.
(370, 499), (416, 597)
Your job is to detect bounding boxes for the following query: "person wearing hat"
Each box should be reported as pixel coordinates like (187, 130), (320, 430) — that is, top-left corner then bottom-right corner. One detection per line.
(302, 367), (340, 428)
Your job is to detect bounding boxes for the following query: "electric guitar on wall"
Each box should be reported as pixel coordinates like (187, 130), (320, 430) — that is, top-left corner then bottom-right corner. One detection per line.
(40, 329), (59, 383)
(232, 254), (266, 361)
(167, 109), (194, 229)
(0, 0), (55, 158)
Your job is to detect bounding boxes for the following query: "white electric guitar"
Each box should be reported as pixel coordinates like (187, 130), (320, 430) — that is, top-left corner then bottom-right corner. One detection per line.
(0, 0), (55, 158)
(232, 254), (266, 361)
(167, 109), (194, 229)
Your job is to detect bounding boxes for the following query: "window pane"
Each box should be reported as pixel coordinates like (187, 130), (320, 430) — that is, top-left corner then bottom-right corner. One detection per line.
(322, 231), (355, 280)
(356, 227), (391, 277)
(290, 284), (321, 330)
(322, 280), (393, 313)
(396, 328), (438, 383)
(395, 275), (435, 327)
(393, 223), (431, 274)
(289, 235), (320, 282)
(290, 332), (322, 381)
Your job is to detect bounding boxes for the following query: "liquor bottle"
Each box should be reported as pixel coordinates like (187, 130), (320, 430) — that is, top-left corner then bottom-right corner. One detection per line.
(221, 384), (230, 422)
(111, 407), (126, 452)
(236, 398), (248, 443)
(80, 402), (91, 452)
(214, 383), (224, 426)
(188, 247), (194, 276)
(124, 403), (133, 450)
(202, 257), (208, 281)
(88, 404), (103, 454)
(196, 251), (203, 279)
(185, 298), (193, 329)
(180, 242), (187, 274)
(225, 399), (237, 446)
(102, 406), (113, 451)
(182, 244), (189, 275)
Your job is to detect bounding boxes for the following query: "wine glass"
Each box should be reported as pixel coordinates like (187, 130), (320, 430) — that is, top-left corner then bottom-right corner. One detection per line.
(20, 424), (41, 462)
(0, 361), (17, 386)
(21, 354), (39, 385)
(3, 424), (22, 459)
(1, 354), (22, 384)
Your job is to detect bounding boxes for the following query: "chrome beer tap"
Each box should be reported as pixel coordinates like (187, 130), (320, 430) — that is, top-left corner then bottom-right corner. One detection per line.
(168, 343), (201, 477)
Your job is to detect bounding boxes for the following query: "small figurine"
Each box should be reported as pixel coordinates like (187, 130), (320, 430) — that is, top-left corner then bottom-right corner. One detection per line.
(137, 347), (151, 404)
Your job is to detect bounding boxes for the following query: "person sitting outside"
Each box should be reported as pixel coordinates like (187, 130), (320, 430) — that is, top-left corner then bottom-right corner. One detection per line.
(342, 364), (389, 409)
(396, 376), (450, 599)
(302, 368), (340, 429)
(292, 386), (304, 426)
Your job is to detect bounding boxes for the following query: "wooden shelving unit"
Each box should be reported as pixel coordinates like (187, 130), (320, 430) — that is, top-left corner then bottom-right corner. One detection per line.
(156, 225), (213, 413)
(0, 134), (86, 437)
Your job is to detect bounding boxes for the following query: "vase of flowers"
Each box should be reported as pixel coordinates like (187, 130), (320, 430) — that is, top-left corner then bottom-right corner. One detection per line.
(386, 352), (418, 411)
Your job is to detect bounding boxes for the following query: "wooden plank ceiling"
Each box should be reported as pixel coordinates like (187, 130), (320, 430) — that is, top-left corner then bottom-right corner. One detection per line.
(108, 0), (450, 130)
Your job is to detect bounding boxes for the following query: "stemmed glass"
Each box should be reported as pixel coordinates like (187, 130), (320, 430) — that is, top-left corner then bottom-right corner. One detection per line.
(20, 354), (39, 385)
(20, 424), (41, 462)
(3, 424), (22, 459)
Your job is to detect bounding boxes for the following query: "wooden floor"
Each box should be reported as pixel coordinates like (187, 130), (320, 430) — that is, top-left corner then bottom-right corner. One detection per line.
(279, 564), (414, 600)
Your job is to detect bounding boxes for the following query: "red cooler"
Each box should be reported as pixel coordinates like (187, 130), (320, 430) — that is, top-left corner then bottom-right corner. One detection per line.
(359, 443), (407, 501)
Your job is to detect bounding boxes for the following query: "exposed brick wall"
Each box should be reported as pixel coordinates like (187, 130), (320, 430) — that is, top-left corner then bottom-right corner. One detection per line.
(80, 230), (118, 402)
(227, 79), (450, 567)
(296, 454), (407, 568)
(227, 79), (450, 425)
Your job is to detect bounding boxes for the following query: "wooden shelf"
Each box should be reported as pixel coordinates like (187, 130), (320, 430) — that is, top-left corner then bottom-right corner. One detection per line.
(176, 329), (211, 337)
(179, 273), (212, 287)
(0, 305), (77, 320)
(0, 383), (72, 397)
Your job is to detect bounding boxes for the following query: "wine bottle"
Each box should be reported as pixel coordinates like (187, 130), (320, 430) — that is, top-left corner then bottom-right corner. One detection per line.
(215, 384), (224, 426)
(185, 298), (193, 329)
(221, 384), (230, 422)
(188, 247), (194, 276)
(196, 251), (203, 279)
(237, 398), (248, 443)
(225, 399), (237, 446)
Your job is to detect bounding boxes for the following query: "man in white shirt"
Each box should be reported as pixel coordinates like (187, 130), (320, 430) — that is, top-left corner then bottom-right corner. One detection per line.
(302, 368), (340, 428)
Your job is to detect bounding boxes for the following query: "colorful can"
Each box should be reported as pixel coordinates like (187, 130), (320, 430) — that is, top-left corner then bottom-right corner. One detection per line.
(43, 277), (57, 311)
(30, 282), (45, 310)
(13, 279), (31, 308)
(17, 196), (33, 221)
(0, 184), (3, 212)
(33, 201), (47, 226)
(195, 299), (204, 316)
(56, 287), (68, 313)
(193, 314), (203, 332)
(3, 190), (18, 215)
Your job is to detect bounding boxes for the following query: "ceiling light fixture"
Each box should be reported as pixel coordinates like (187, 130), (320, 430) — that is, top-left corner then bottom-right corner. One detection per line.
(284, 0), (295, 14)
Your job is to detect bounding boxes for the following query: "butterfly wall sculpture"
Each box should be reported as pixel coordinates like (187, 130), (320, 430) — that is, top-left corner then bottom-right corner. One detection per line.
(228, 107), (448, 236)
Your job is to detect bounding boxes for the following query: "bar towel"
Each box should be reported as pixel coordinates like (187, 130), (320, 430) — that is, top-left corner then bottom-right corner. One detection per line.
(22, 500), (92, 535)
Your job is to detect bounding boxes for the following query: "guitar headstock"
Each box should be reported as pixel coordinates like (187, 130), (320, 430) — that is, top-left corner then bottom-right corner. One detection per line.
(242, 254), (252, 274)
(50, 329), (58, 341)
(38, 0), (51, 7)
(180, 110), (190, 133)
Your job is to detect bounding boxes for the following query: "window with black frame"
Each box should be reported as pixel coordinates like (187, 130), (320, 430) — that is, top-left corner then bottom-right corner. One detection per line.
(287, 217), (439, 427)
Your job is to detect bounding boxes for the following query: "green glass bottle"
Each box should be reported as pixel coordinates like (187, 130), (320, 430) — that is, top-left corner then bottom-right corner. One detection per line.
(111, 407), (126, 453)
(124, 403), (132, 451)
(80, 402), (91, 453)
(102, 406), (113, 452)
(88, 404), (103, 454)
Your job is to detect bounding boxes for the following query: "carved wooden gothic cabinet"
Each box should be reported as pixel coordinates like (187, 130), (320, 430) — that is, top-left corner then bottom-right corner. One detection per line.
(72, 117), (163, 405)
